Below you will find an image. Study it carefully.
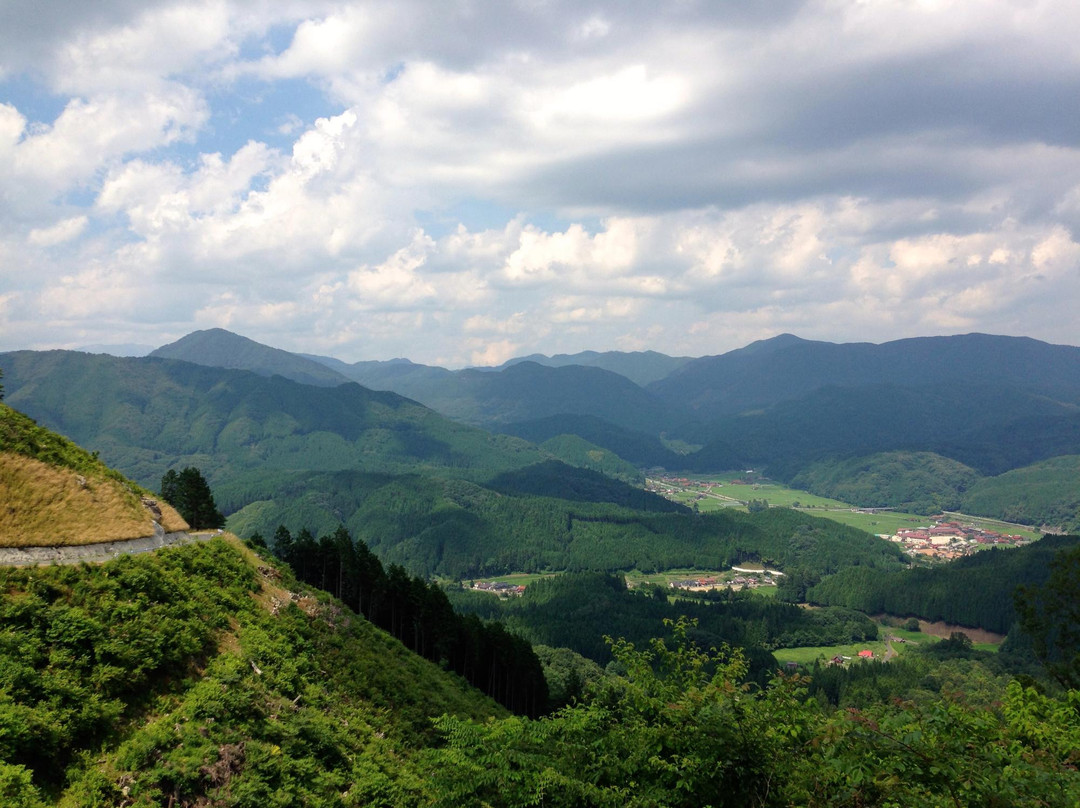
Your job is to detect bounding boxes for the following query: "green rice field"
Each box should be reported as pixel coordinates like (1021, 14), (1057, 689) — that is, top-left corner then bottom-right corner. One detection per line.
(647, 472), (1041, 540)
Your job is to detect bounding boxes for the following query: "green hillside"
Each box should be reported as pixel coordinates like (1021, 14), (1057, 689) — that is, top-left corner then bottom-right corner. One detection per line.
(535, 434), (643, 483)
(791, 451), (980, 514)
(807, 533), (1080, 633)
(961, 455), (1080, 531)
(0, 350), (544, 490)
(0, 537), (503, 806)
(227, 472), (904, 580)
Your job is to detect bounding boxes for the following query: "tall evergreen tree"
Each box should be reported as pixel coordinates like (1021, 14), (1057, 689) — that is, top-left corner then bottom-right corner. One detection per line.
(159, 467), (225, 529)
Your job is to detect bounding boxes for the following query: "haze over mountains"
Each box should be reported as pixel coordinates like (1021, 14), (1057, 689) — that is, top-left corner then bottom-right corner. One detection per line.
(144, 328), (1080, 474)
(6, 327), (1080, 531)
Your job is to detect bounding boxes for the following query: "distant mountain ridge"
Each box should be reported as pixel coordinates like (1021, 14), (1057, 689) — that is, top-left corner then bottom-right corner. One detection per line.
(648, 332), (1080, 415)
(10, 328), (1080, 521)
(152, 328), (351, 387)
(156, 328), (676, 434)
(0, 349), (545, 490)
(498, 349), (692, 386)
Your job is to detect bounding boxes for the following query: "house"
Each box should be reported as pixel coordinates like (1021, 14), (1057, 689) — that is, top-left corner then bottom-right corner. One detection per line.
(858, 649), (874, 659)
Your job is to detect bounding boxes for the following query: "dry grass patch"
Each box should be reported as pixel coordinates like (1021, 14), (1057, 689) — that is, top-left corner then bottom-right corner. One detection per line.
(0, 453), (158, 547)
(154, 500), (189, 533)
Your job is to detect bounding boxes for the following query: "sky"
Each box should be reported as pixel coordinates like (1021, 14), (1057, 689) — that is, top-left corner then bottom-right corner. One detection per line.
(2, 0), (1080, 367)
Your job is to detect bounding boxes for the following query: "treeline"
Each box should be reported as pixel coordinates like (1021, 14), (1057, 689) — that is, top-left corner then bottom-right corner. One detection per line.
(266, 524), (548, 717)
(446, 572), (878, 679)
(807, 534), (1080, 633)
(226, 470), (907, 580)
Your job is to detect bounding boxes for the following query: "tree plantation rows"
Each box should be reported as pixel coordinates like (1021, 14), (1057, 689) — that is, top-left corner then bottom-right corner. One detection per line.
(263, 524), (548, 717)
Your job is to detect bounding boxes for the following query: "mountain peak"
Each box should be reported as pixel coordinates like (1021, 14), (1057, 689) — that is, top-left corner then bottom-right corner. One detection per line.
(150, 329), (350, 387)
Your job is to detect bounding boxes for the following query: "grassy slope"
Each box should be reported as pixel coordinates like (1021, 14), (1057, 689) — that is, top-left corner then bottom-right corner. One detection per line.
(0, 403), (187, 546)
(0, 536), (502, 807)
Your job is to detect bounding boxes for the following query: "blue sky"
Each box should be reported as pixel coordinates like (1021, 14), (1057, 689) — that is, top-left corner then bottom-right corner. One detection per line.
(2, 0), (1080, 366)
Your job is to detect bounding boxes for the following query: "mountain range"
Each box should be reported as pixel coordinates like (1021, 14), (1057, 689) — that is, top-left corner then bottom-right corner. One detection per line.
(6, 328), (1080, 530)
(144, 328), (1080, 475)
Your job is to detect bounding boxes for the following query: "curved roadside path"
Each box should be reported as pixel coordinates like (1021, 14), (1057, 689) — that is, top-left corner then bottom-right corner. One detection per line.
(883, 636), (897, 661)
(0, 523), (220, 567)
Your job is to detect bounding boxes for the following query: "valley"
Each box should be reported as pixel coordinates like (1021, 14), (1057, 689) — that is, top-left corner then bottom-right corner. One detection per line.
(1, 329), (1079, 806)
(648, 471), (1043, 547)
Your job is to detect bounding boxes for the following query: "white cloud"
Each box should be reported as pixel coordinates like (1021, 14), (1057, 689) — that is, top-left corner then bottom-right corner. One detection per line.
(469, 339), (521, 367)
(50, 2), (235, 95)
(2, 0), (1080, 361)
(11, 87), (208, 194)
(28, 216), (88, 246)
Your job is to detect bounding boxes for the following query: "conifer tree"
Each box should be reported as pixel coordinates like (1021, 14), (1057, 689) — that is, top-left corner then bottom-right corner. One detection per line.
(159, 467), (225, 529)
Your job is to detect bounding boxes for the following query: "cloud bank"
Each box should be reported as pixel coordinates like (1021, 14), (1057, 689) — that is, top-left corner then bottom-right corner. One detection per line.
(2, 0), (1079, 365)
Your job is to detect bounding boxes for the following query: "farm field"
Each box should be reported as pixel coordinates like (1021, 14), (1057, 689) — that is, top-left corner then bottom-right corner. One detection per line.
(772, 622), (1001, 667)
(648, 473), (1042, 540)
(467, 567), (781, 597)
(773, 624), (934, 666)
(459, 571), (556, 588)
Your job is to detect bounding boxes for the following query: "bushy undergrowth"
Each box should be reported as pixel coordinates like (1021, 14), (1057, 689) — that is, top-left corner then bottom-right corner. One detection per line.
(0, 538), (500, 806)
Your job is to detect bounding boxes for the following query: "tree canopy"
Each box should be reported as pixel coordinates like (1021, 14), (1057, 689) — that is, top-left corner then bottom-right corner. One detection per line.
(160, 467), (224, 529)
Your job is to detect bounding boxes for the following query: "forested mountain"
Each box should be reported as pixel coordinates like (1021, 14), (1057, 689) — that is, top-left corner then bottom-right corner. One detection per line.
(1, 386), (1079, 806)
(11, 329), (1080, 551)
(0, 349), (544, 490)
(649, 332), (1080, 415)
(498, 413), (685, 467)
(682, 382), (1080, 478)
(167, 329), (675, 432)
(143, 329), (1080, 485)
(404, 361), (674, 433)
(790, 451), (981, 514)
(151, 328), (351, 387)
(498, 349), (691, 386)
(303, 353), (456, 401)
(226, 471), (904, 580)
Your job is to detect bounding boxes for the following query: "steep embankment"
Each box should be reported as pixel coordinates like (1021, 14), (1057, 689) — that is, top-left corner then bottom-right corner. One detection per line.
(0, 536), (504, 805)
(0, 401), (506, 805)
(0, 403), (187, 546)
